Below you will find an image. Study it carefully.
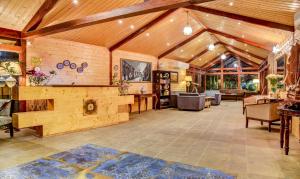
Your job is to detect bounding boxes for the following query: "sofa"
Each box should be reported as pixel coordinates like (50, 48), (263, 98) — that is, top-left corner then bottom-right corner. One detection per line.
(220, 89), (245, 100)
(170, 91), (186, 108)
(177, 93), (205, 111)
(204, 90), (221, 105)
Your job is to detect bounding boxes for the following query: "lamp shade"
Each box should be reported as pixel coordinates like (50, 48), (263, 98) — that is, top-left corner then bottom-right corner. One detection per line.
(5, 75), (17, 88)
(185, 76), (192, 82)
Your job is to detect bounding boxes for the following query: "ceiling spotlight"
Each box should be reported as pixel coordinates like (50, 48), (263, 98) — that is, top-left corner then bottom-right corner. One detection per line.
(208, 44), (215, 51)
(170, 18), (174, 23)
(180, 49), (184, 53)
(72, 0), (79, 5)
(146, 33), (150, 37)
(27, 41), (32, 46)
(130, 25), (135, 29)
(118, 20), (123, 24)
(238, 22), (241, 25)
(229, 2), (234, 6)
(221, 54), (227, 60)
(183, 11), (193, 36)
(233, 63), (238, 68)
(242, 34), (245, 38)
(166, 43), (170, 46)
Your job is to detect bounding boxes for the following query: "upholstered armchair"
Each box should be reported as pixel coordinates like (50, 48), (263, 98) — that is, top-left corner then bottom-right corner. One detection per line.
(245, 101), (280, 132)
(0, 99), (14, 138)
(243, 95), (269, 114)
(177, 93), (205, 111)
(205, 90), (221, 105)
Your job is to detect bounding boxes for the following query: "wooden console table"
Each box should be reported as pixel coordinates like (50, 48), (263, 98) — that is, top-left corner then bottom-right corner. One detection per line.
(278, 106), (300, 155)
(128, 93), (158, 114)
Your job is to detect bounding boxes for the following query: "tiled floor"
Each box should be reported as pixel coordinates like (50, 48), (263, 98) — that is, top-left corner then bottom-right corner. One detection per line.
(1, 101), (300, 178)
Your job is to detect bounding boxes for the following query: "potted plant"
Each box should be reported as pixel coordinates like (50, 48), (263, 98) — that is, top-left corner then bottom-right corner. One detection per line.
(266, 74), (284, 97)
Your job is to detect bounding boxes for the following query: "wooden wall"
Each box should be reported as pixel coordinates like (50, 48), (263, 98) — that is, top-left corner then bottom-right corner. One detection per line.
(26, 37), (110, 85)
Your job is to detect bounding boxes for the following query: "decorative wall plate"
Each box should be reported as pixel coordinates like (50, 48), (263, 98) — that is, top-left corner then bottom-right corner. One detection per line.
(56, 63), (64, 69)
(63, 60), (70, 66)
(113, 65), (118, 71)
(70, 63), (77, 69)
(81, 62), (88, 68)
(77, 67), (84, 73)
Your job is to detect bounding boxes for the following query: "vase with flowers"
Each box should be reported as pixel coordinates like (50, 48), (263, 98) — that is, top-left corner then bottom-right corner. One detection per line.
(27, 67), (56, 86)
(112, 73), (130, 95)
(266, 74), (284, 97)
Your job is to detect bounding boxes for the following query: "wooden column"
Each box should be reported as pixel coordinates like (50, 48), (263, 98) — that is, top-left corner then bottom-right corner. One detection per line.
(19, 40), (27, 112)
(237, 59), (242, 89)
(220, 59), (224, 89)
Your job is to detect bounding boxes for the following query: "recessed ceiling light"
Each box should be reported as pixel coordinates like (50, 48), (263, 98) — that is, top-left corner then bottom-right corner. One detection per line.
(229, 2), (234, 6)
(191, 54), (194, 57)
(130, 25), (135, 29)
(180, 49), (184, 53)
(166, 43), (170, 46)
(208, 44), (215, 51)
(244, 44), (247, 47)
(206, 14), (209, 17)
(246, 49), (249, 52)
(170, 18), (174, 22)
(242, 34), (245, 38)
(27, 41), (32, 46)
(199, 58), (202, 61)
(146, 33), (150, 37)
(238, 22), (241, 25)
(221, 54), (227, 60)
(72, 0), (79, 5)
(118, 20), (123, 24)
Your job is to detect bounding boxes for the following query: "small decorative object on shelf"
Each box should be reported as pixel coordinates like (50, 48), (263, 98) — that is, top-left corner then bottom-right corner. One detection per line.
(113, 77), (130, 96)
(27, 67), (56, 86)
(140, 86), (146, 94)
(287, 77), (300, 101)
(152, 70), (171, 109)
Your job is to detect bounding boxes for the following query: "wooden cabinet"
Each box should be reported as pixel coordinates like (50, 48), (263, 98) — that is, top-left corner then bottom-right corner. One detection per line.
(152, 70), (171, 109)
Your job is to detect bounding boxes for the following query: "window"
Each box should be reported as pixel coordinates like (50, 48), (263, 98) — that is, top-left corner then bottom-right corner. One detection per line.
(223, 75), (238, 89)
(241, 74), (259, 92)
(206, 75), (221, 90)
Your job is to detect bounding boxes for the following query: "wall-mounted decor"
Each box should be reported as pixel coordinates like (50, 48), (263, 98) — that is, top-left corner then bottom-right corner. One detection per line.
(121, 59), (151, 83)
(56, 60), (88, 73)
(83, 99), (98, 116)
(113, 65), (119, 71)
(170, 72), (178, 83)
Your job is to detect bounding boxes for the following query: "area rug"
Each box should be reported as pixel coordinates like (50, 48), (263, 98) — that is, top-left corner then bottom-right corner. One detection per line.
(0, 144), (235, 179)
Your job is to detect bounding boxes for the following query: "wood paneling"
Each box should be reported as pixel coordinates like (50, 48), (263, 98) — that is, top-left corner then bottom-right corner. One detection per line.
(49, 12), (163, 47)
(0, 0), (45, 31)
(120, 9), (203, 56)
(12, 86), (134, 136)
(228, 47), (263, 65)
(193, 10), (292, 50)
(198, 0), (300, 26)
(26, 37), (110, 85)
(191, 45), (226, 67)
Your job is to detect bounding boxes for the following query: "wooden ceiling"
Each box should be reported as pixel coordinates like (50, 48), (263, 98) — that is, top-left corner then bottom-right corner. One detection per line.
(0, 0), (298, 68)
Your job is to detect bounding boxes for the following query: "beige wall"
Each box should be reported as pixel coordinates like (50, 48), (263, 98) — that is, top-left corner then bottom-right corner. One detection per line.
(26, 37), (110, 85)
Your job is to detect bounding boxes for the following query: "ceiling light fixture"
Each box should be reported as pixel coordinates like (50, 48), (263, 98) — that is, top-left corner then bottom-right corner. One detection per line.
(208, 44), (215, 51)
(183, 11), (193, 36)
(130, 25), (135, 29)
(221, 54), (227, 60)
(118, 20), (123, 24)
(229, 1), (234, 6)
(166, 43), (170, 46)
(72, 0), (79, 5)
(146, 33), (150, 37)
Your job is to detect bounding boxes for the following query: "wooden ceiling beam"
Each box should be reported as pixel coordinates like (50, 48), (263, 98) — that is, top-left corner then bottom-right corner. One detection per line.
(0, 44), (22, 53)
(0, 27), (21, 40)
(24, 0), (216, 38)
(220, 42), (266, 61)
(229, 51), (260, 67)
(187, 5), (294, 32)
(186, 41), (221, 63)
(207, 28), (271, 51)
(110, 9), (176, 51)
(23, 0), (59, 32)
(158, 28), (206, 59)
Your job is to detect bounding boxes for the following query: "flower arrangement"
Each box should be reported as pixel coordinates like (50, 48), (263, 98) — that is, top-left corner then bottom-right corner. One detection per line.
(112, 73), (131, 95)
(266, 74), (284, 94)
(27, 67), (56, 86)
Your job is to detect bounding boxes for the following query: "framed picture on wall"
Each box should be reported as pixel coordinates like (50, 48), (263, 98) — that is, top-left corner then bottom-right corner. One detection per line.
(121, 59), (152, 83)
(170, 71), (178, 83)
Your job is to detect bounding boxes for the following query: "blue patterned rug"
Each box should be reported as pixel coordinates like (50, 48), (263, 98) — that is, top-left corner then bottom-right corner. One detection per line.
(0, 144), (235, 179)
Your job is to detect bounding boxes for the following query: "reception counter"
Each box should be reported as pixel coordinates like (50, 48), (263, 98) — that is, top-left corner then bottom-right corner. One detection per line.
(12, 86), (134, 137)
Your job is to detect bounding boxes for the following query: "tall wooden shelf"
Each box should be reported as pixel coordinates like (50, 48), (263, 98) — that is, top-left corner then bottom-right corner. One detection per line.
(152, 70), (171, 109)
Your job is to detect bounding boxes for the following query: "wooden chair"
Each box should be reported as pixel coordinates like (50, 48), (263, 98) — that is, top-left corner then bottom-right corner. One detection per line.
(245, 100), (280, 132)
(0, 99), (14, 138)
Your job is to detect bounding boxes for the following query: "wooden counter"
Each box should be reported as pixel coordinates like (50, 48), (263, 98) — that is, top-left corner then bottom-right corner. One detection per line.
(12, 86), (134, 137)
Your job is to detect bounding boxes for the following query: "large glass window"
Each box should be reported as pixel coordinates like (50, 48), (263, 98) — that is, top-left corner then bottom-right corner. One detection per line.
(241, 74), (259, 92)
(206, 75), (221, 90)
(223, 75), (238, 89)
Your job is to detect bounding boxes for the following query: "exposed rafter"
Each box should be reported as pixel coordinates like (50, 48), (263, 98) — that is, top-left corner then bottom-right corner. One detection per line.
(207, 28), (271, 51)
(23, 0), (59, 32)
(158, 28), (206, 59)
(0, 27), (21, 40)
(24, 0), (216, 38)
(187, 5), (294, 32)
(201, 51), (228, 68)
(186, 41), (221, 63)
(220, 42), (266, 61)
(109, 9), (176, 51)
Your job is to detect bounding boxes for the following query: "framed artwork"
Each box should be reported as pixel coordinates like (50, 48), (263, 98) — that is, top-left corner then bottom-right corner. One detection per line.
(121, 59), (152, 83)
(170, 71), (178, 83)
